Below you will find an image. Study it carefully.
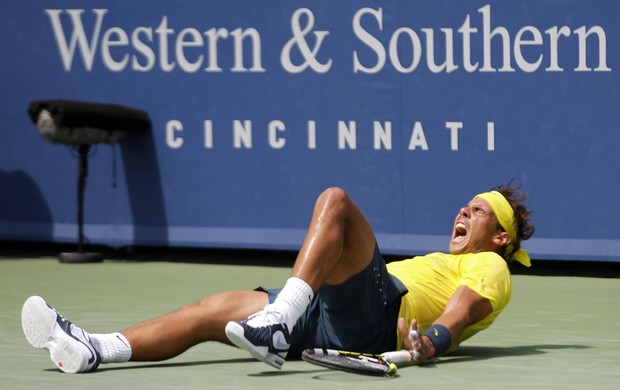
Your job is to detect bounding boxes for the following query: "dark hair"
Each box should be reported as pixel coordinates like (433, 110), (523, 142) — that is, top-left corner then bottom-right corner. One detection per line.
(492, 181), (535, 260)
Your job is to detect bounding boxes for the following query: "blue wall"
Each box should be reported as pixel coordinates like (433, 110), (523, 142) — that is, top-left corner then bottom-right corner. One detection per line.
(1, 1), (619, 261)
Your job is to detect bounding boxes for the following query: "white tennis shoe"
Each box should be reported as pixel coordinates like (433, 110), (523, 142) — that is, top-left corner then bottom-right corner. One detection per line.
(21, 296), (101, 373)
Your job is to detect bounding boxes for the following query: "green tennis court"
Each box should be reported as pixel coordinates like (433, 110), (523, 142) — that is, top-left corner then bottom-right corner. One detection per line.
(1, 250), (618, 389)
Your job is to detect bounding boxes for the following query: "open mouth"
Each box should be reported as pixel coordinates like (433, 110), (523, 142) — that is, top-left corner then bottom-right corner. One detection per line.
(452, 222), (467, 242)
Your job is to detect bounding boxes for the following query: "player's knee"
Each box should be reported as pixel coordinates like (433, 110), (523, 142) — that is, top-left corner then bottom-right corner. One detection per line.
(317, 187), (352, 214)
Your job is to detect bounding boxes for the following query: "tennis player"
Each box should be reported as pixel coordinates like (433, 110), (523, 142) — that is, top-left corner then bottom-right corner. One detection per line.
(21, 184), (533, 373)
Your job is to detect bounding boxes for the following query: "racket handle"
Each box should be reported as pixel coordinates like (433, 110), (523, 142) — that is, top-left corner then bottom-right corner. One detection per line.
(381, 350), (413, 364)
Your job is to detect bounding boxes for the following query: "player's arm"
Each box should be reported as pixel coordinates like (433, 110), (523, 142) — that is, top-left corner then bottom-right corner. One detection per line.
(398, 285), (492, 364)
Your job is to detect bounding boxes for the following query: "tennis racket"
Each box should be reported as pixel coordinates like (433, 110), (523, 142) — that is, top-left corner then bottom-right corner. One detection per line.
(301, 348), (413, 377)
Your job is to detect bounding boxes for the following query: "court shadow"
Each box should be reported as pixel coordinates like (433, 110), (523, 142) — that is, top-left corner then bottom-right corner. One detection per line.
(94, 357), (257, 372)
(43, 358), (258, 373)
(248, 369), (328, 377)
(442, 344), (590, 364)
(103, 358), (331, 375)
(45, 359), (351, 377)
(56, 358), (328, 377)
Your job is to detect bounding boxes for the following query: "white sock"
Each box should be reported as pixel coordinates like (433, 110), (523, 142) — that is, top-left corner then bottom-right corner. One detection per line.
(90, 332), (132, 364)
(269, 277), (314, 331)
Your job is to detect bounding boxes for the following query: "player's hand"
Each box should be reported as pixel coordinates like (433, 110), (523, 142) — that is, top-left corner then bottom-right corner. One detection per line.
(397, 318), (434, 364)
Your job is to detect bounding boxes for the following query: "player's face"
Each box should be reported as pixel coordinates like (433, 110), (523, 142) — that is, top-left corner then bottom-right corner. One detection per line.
(449, 197), (504, 255)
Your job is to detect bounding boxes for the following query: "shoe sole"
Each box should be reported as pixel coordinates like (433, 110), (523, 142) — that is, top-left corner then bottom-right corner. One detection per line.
(21, 296), (91, 374)
(225, 322), (285, 369)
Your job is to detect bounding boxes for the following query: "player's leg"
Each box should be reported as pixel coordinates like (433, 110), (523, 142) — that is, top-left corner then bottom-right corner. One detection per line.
(22, 290), (268, 373)
(290, 186), (377, 289)
(226, 187), (378, 368)
(123, 290), (268, 361)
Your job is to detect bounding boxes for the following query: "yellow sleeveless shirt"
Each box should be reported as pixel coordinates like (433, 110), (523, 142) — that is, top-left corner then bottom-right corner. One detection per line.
(386, 252), (512, 352)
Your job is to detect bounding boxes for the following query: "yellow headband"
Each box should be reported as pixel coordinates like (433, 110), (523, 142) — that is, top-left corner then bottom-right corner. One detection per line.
(474, 191), (531, 267)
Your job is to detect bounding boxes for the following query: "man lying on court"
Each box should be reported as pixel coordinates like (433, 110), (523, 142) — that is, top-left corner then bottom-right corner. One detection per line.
(21, 184), (534, 373)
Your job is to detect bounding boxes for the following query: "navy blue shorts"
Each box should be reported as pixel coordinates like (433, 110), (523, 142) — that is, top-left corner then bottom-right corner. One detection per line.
(258, 245), (407, 358)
